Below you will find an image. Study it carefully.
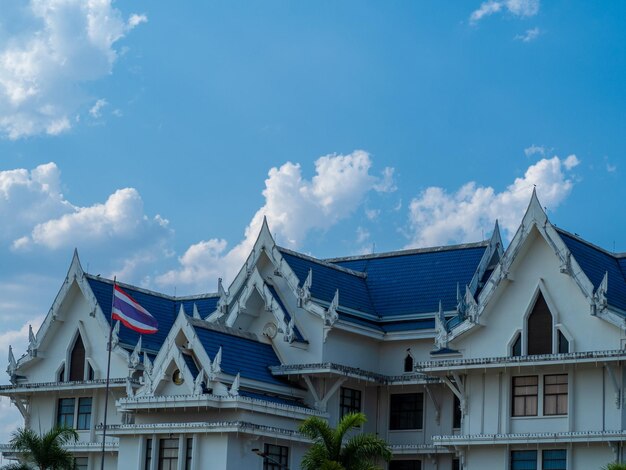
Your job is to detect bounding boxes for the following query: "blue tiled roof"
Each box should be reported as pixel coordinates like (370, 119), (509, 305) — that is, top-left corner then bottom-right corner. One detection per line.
(239, 390), (306, 408)
(279, 251), (374, 314)
(557, 229), (626, 313)
(331, 245), (487, 317)
(86, 276), (219, 352)
(182, 352), (199, 379)
(192, 324), (288, 387)
(265, 284), (305, 342)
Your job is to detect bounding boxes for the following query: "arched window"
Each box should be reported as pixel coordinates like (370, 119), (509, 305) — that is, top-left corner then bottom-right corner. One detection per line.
(69, 334), (86, 381)
(557, 330), (569, 354)
(527, 293), (553, 355)
(511, 332), (522, 357)
(404, 352), (414, 373)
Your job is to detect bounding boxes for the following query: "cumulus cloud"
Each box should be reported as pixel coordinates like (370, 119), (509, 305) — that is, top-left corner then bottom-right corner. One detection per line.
(470, 0), (539, 24)
(524, 144), (545, 157)
(0, 0), (147, 139)
(515, 27), (541, 42)
(14, 187), (171, 251)
(406, 155), (579, 247)
(156, 151), (393, 291)
(1, 162), (171, 280)
(0, 163), (72, 242)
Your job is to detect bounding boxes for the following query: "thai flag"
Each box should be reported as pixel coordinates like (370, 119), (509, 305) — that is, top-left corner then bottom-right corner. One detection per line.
(112, 285), (158, 334)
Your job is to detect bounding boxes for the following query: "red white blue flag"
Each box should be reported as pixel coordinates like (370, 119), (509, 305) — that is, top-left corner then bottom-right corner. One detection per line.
(112, 285), (158, 334)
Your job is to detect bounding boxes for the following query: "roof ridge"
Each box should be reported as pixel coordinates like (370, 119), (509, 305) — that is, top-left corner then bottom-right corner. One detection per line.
(555, 227), (626, 259)
(84, 274), (219, 300)
(277, 247), (368, 278)
(325, 240), (489, 263)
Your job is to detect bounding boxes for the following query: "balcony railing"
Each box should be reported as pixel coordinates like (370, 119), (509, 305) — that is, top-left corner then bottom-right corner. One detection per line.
(432, 430), (626, 446)
(0, 378), (137, 395)
(416, 349), (626, 372)
(270, 362), (440, 385)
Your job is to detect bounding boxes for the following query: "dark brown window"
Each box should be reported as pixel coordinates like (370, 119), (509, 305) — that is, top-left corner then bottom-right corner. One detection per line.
(145, 438), (152, 470)
(69, 334), (85, 381)
(340, 387), (362, 418)
(404, 353), (414, 372)
(511, 332), (522, 357)
(527, 293), (553, 355)
(453, 395), (462, 429)
(512, 376), (538, 416)
(158, 438), (179, 470)
(557, 330), (569, 354)
(185, 438), (193, 470)
(390, 393), (423, 430)
(544, 374), (568, 415)
(263, 444), (288, 470)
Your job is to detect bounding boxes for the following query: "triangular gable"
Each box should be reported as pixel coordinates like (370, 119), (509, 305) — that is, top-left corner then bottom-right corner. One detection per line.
(448, 190), (625, 341)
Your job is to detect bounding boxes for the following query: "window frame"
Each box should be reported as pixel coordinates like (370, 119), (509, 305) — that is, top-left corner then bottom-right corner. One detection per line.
(76, 397), (92, 430)
(57, 398), (75, 427)
(512, 375), (538, 417)
(543, 374), (568, 416)
(510, 450), (537, 470)
(389, 392), (424, 431)
(158, 438), (179, 470)
(542, 449), (566, 470)
(339, 387), (362, 418)
(263, 443), (289, 470)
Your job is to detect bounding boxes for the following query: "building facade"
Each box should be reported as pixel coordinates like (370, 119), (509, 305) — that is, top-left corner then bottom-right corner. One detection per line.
(3, 191), (626, 470)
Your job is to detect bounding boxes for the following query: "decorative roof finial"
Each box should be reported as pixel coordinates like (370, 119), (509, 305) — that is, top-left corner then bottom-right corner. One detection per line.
(229, 373), (240, 396)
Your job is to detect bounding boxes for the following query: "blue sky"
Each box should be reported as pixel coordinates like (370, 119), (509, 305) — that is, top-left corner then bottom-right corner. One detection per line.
(0, 0), (624, 443)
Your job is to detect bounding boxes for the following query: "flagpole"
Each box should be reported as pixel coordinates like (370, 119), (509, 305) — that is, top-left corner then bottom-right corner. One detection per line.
(101, 276), (116, 470)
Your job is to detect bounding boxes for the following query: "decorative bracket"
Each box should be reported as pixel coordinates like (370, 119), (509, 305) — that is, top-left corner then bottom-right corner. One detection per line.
(592, 272), (609, 315)
(229, 373), (240, 396)
(303, 375), (346, 412)
(129, 336), (142, 369)
(442, 372), (467, 417)
(27, 325), (37, 358)
(434, 301), (448, 350)
(297, 269), (313, 307)
(424, 384), (441, 424)
(208, 347), (222, 381)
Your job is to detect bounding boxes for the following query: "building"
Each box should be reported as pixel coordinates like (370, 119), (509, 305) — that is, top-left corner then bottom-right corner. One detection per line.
(2, 191), (626, 470)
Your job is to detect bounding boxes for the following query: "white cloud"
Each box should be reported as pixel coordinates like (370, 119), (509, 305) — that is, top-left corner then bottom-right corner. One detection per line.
(0, 163), (73, 242)
(15, 188), (171, 251)
(156, 151), (392, 292)
(128, 14), (148, 28)
(0, 0), (147, 139)
(470, 0), (539, 24)
(406, 155), (579, 247)
(515, 27), (541, 42)
(89, 98), (108, 118)
(356, 226), (370, 244)
(524, 144), (545, 157)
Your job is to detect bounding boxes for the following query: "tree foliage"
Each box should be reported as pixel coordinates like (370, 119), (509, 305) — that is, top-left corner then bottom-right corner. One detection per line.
(2, 426), (78, 470)
(299, 412), (391, 470)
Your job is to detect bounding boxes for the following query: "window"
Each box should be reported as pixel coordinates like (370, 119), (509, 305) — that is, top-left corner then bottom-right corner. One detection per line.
(404, 352), (414, 372)
(76, 398), (92, 430)
(511, 450), (537, 470)
(185, 438), (193, 470)
(542, 449), (566, 470)
(557, 331), (569, 354)
(511, 332), (522, 357)
(87, 362), (95, 381)
(452, 459), (460, 470)
(389, 393), (423, 430)
(69, 334), (86, 381)
(512, 376), (538, 416)
(74, 457), (88, 470)
(544, 375), (568, 415)
(158, 438), (179, 470)
(263, 444), (288, 470)
(453, 395), (462, 429)
(145, 438), (152, 470)
(57, 398), (75, 427)
(527, 293), (553, 355)
(389, 461), (421, 470)
(340, 387), (362, 418)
